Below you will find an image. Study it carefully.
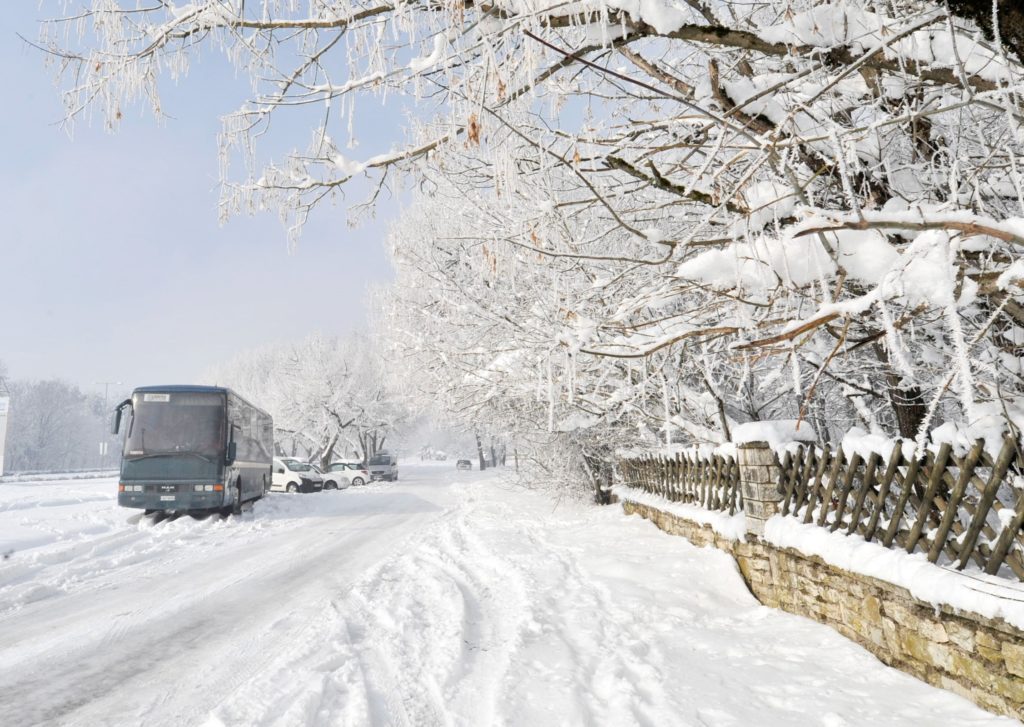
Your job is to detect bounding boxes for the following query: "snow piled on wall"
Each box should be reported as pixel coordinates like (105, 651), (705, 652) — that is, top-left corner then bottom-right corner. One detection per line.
(764, 515), (1024, 632)
(613, 484), (748, 541)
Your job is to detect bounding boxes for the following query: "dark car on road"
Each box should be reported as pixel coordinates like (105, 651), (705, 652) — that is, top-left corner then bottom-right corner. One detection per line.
(456, 459), (472, 470)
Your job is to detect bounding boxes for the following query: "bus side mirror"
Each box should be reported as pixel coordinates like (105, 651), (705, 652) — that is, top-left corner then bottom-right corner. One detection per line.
(226, 441), (237, 465)
(110, 399), (131, 435)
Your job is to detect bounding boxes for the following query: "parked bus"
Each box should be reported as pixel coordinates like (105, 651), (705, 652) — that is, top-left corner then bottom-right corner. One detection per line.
(111, 385), (273, 515)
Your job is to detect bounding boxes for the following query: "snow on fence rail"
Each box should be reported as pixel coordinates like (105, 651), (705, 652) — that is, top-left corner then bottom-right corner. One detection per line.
(620, 435), (1024, 582)
(618, 452), (742, 515)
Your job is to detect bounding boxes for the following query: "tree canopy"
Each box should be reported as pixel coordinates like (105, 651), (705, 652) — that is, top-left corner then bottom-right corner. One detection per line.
(40, 0), (1024, 475)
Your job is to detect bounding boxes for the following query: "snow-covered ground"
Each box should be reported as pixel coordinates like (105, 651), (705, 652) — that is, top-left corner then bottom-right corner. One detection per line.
(0, 462), (1013, 726)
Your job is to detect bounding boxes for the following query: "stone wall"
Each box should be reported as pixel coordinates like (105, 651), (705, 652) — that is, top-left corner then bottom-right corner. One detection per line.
(622, 500), (1024, 721)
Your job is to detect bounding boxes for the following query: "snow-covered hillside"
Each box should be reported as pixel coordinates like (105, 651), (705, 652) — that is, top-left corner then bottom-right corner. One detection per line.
(0, 463), (1012, 726)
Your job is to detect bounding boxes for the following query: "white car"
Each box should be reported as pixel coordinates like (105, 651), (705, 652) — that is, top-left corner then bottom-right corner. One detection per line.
(326, 461), (371, 487)
(271, 458), (324, 493)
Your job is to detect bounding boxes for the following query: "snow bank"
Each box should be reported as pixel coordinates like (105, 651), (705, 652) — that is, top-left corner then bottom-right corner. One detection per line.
(0, 470), (119, 484)
(764, 515), (1024, 631)
(613, 484), (747, 542)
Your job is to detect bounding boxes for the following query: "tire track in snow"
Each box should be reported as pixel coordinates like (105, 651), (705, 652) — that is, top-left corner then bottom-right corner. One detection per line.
(0, 489), (443, 727)
(512, 512), (670, 727)
(206, 488), (535, 727)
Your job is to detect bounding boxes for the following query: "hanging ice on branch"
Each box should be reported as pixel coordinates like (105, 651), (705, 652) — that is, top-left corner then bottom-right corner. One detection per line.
(36, 0), (1024, 454)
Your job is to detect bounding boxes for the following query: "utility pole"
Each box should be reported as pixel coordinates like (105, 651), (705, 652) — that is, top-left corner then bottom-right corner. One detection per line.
(95, 381), (121, 470)
(0, 376), (9, 476)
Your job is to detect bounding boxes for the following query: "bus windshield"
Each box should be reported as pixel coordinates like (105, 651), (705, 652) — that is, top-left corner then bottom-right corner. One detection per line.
(124, 392), (225, 460)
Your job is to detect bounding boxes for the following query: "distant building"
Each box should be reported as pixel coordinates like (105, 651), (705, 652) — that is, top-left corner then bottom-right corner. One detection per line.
(0, 377), (8, 475)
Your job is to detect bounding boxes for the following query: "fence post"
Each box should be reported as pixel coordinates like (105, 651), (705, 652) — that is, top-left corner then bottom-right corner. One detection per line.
(738, 441), (782, 538)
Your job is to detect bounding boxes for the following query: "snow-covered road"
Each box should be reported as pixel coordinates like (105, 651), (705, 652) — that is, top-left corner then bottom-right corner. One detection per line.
(0, 463), (1013, 726)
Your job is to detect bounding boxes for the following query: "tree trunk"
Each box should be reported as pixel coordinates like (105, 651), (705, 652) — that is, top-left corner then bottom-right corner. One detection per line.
(887, 378), (927, 440)
(583, 450), (614, 505)
(475, 432), (486, 471)
(874, 344), (927, 439)
(320, 434), (338, 469)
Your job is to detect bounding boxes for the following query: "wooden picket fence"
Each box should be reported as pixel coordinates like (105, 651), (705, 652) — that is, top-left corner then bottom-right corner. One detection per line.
(780, 436), (1024, 581)
(618, 452), (742, 515)
(620, 435), (1024, 582)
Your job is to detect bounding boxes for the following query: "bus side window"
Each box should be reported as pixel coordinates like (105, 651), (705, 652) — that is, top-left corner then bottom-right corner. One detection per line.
(261, 420), (273, 459)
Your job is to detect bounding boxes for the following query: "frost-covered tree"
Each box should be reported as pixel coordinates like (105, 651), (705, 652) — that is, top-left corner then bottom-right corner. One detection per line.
(3, 379), (121, 472)
(39, 0), (1024, 468)
(205, 332), (407, 465)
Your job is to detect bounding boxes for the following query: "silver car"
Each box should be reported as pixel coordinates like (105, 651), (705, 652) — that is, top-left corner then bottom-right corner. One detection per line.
(367, 452), (398, 481)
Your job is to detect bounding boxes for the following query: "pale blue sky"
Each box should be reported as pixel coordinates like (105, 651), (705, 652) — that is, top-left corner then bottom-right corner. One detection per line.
(0, 6), (401, 394)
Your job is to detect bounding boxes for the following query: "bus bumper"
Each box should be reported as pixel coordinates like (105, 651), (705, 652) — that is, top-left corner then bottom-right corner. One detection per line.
(118, 489), (226, 512)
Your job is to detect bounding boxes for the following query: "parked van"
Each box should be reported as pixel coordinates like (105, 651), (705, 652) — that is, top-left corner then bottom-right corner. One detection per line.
(271, 458), (323, 493)
(367, 452), (398, 482)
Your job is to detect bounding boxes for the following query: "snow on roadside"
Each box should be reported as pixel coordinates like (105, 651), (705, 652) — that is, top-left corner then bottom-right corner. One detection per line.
(0, 477), (390, 614)
(614, 476), (1024, 635)
(205, 477), (1011, 727)
(0, 471), (1013, 725)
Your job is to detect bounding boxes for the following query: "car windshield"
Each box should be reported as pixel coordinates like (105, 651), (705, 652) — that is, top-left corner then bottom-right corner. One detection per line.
(286, 461), (311, 472)
(124, 392), (224, 459)
(368, 455), (392, 466)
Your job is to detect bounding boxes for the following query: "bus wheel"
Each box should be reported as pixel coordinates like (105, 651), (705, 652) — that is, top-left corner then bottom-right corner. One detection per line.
(287, 483), (299, 493)
(232, 482), (243, 515)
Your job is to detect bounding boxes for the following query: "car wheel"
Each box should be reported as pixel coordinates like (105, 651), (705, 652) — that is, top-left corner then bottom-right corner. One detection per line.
(287, 483), (299, 493)
(352, 476), (365, 487)
(325, 480), (337, 490)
